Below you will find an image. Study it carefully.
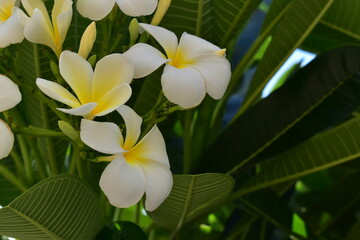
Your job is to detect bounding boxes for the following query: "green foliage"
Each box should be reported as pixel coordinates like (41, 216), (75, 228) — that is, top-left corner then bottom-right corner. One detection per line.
(149, 174), (234, 231)
(0, 174), (103, 240)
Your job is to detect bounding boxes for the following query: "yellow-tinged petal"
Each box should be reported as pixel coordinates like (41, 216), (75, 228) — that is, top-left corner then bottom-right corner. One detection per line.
(117, 105), (142, 150)
(52, 0), (72, 53)
(92, 54), (134, 101)
(139, 23), (178, 59)
(0, 119), (14, 159)
(76, 0), (115, 21)
(21, 0), (49, 18)
(126, 125), (170, 167)
(23, 8), (57, 53)
(99, 156), (146, 208)
(59, 51), (93, 104)
(0, 7), (25, 47)
(58, 102), (97, 117)
(123, 43), (167, 79)
(0, 75), (21, 112)
(36, 78), (80, 108)
(190, 53), (231, 100)
(80, 119), (124, 154)
(92, 83), (132, 117)
(115, 0), (157, 17)
(150, 0), (171, 26)
(78, 22), (96, 59)
(161, 65), (206, 108)
(140, 159), (172, 211)
(177, 32), (220, 62)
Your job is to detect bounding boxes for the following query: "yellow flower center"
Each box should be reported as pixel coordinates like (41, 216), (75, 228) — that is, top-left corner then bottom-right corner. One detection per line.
(169, 47), (192, 69)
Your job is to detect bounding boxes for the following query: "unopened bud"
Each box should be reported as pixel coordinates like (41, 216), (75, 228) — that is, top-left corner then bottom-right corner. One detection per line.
(150, 0), (172, 26)
(78, 22), (97, 59)
(129, 18), (139, 47)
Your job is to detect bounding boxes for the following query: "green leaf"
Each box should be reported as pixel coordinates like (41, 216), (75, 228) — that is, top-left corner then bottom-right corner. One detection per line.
(95, 221), (147, 240)
(160, 0), (261, 45)
(302, 173), (360, 236)
(201, 47), (360, 175)
(149, 174), (234, 231)
(302, 0), (360, 53)
(0, 174), (103, 240)
(237, 117), (360, 196)
(240, 190), (297, 236)
(240, 0), (333, 113)
(213, 0), (262, 46)
(347, 219), (360, 240)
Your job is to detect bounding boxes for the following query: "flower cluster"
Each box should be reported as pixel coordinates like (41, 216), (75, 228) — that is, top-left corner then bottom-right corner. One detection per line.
(0, 0), (231, 211)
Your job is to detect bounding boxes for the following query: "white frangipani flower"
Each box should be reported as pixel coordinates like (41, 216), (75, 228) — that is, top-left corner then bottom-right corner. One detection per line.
(18, 0), (73, 56)
(80, 105), (173, 211)
(0, 75), (22, 159)
(76, 0), (158, 21)
(0, 0), (24, 47)
(124, 23), (231, 108)
(36, 51), (134, 119)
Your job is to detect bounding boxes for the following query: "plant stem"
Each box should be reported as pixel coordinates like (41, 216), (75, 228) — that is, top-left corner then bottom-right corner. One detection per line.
(15, 126), (66, 138)
(135, 202), (141, 225)
(17, 135), (33, 184)
(10, 151), (25, 178)
(183, 110), (194, 173)
(0, 165), (27, 192)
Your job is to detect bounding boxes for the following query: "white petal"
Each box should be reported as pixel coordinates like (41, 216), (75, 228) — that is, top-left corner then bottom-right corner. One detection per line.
(0, 120), (14, 159)
(58, 102), (97, 117)
(99, 156), (146, 208)
(190, 54), (231, 99)
(0, 75), (21, 112)
(92, 83), (132, 117)
(0, 8), (24, 48)
(21, 0), (49, 17)
(139, 23), (178, 59)
(130, 125), (169, 167)
(140, 160), (172, 211)
(80, 119), (124, 154)
(59, 51), (93, 104)
(36, 78), (80, 108)
(77, 0), (115, 21)
(178, 32), (220, 60)
(92, 54), (134, 101)
(23, 8), (56, 54)
(53, 0), (72, 50)
(161, 65), (206, 108)
(124, 43), (167, 79)
(117, 105), (142, 150)
(115, 0), (157, 17)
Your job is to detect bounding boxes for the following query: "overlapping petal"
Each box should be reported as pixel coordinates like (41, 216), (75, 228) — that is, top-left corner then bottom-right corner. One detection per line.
(117, 105), (142, 150)
(161, 65), (206, 108)
(0, 75), (21, 160)
(0, 119), (14, 159)
(0, 6), (24, 48)
(123, 43), (167, 79)
(58, 102), (97, 117)
(99, 156), (146, 208)
(80, 119), (124, 154)
(116, 0), (157, 17)
(92, 84), (131, 117)
(140, 160), (173, 211)
(0, 75), (22, 112)
(139, 23), (178, 58)
(76, 0), (115, 21)
(190, 54), (231, 100)
(36, 78), (80, 108)
(21, 0), (72, 56)
(92, 54), (134, 100)
(59, 51), (93, 104)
